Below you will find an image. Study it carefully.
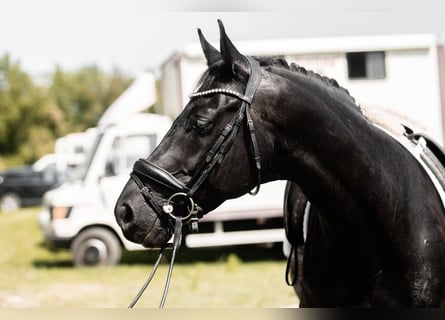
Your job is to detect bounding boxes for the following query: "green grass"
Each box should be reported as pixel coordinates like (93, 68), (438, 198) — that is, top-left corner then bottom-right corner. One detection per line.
(0, 208), (298, 307)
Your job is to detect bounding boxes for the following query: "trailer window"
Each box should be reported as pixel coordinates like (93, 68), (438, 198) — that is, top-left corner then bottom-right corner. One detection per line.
(347, 51), (386, 80)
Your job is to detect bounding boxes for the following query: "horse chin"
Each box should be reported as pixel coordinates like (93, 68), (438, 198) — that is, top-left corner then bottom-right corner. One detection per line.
(141, 220), (172, 248)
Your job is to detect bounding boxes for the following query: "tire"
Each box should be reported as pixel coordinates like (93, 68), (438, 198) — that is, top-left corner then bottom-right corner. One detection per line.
(71, 227), (122, 267)
(0, 193), (21, 213)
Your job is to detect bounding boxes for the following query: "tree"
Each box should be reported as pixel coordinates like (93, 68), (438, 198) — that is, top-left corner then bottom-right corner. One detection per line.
(0, 54), (59, 162)
(0, 53), (132, 168)
(49, 66), (132, 134)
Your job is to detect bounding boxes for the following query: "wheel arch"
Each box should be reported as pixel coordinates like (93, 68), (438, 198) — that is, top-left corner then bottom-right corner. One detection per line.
(74, 223), (125, 247)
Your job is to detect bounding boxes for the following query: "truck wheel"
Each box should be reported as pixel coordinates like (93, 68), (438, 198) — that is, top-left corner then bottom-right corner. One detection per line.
(0, 193), (21, 213)
(71, 228), (122, 266)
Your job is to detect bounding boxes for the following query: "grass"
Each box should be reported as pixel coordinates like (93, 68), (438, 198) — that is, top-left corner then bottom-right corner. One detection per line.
(0, 207), (298, 308)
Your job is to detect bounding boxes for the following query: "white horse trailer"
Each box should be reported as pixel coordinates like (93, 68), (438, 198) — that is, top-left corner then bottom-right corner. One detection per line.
(160, 33), (445, 144)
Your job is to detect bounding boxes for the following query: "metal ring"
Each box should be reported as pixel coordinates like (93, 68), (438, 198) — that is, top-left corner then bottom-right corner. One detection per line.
(164, 192), (195, 222)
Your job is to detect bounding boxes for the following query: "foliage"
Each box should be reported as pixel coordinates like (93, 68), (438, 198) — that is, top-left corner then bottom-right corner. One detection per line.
(0, 54), (132, 168)
(49, 65), (132, 134)
(0, 54), (51, 161)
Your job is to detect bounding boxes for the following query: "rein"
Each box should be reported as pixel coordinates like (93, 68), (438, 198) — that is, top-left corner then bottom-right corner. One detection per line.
(128, 215), (183, 308)
(128, 55), (262, 308)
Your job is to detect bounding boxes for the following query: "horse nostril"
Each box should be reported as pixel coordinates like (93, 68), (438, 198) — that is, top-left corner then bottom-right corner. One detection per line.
(120, 204), (134, 224)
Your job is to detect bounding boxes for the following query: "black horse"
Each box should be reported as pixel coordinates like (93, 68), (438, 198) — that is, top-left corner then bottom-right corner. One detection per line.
(115, 20), (445, 307)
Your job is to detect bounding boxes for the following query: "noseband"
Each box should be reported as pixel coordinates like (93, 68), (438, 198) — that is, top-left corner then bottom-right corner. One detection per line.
(130, 55), (262, 234)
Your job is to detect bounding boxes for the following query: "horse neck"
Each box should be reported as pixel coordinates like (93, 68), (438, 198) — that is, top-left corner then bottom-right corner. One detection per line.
(260, 71), (445, 284)
(264, 74), (384, 216)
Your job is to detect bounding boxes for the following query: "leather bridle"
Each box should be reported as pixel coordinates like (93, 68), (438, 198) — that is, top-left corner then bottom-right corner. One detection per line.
(130, 55), (263, 235)
(128, 56), (262, 308)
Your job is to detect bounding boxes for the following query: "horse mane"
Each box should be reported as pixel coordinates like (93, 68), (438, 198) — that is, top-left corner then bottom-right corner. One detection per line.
(254, 55), (359, 110)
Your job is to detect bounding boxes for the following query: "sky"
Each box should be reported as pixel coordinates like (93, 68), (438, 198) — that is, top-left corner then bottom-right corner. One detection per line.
(1, 0), (445, 78)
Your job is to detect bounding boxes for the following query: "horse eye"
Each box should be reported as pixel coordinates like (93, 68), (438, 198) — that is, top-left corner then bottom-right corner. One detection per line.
(192, 117), (212, 133)
(196, 118), (208, 127)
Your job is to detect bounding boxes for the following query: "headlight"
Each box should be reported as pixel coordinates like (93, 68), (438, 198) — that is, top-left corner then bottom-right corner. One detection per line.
(50, 206), (72, 220)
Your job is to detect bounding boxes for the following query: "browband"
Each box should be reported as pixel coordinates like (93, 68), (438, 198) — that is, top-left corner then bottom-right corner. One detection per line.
(189, 88), (252, 104)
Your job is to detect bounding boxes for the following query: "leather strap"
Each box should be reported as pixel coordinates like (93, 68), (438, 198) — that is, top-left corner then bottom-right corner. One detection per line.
(131, 172), (175, 231)
(133, 159), (189, 194)
(187, 56), (262, 197)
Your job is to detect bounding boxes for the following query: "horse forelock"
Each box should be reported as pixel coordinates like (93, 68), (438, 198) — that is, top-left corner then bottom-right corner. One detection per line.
(190, 69), (214, 94)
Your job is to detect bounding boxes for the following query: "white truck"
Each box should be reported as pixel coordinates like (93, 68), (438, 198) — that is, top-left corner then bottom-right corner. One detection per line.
(39, 58), (286, 266)
(54, 127), (98, 171)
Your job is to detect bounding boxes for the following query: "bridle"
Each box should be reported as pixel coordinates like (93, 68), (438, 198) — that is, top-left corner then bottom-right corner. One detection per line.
(128, 55), (262, 308)
(131, 55), (262, 234)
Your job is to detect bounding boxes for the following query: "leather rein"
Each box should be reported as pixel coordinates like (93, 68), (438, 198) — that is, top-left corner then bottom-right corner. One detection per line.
(128, 56), (262, 308)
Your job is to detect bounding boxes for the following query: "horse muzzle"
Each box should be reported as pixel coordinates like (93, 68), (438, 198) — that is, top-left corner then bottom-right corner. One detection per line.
(115, 159), (202, 248)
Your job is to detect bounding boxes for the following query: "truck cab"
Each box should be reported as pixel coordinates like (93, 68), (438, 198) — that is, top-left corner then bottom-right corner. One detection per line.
(39, 113), (172, 265)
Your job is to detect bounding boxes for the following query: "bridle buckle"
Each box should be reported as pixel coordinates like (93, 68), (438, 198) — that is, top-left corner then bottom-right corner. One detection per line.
(162, 192), (200, 233)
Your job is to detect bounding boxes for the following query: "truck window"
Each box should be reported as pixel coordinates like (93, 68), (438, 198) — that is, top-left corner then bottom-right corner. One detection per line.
(105, 134), (157, 177)
(42, 163), (57, 184)
(75, 132), (103, 181)
(105, 137), (122, 177)
(124, 135), (157, 171)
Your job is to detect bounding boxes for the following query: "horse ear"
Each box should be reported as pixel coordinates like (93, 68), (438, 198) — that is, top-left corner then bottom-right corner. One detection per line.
(217, 19), (249, 76)
(198, 28), (222, 66)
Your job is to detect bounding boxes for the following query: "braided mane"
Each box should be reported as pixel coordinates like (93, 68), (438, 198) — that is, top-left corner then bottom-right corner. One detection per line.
(254, 55), (358, 108)
(193, 55), (360, 113)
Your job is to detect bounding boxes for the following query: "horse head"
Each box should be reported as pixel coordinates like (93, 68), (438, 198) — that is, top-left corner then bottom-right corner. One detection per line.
(114, 20), (278, 248)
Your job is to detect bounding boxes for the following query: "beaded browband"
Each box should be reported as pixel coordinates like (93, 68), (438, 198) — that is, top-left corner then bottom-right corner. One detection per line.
(189, 88), (252, 104)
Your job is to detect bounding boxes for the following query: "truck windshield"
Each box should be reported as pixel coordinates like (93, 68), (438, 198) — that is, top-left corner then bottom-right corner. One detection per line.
(72, 133), (104, 181)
